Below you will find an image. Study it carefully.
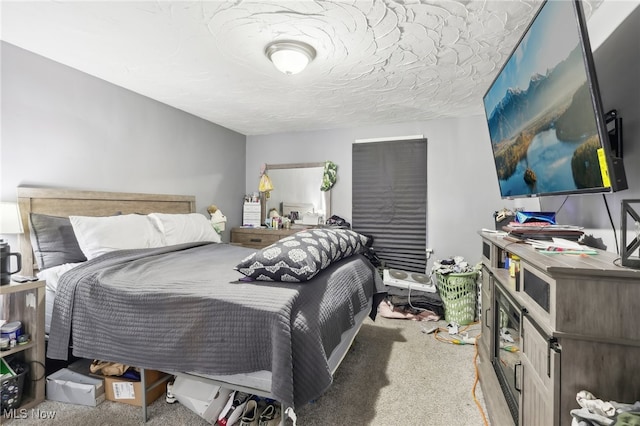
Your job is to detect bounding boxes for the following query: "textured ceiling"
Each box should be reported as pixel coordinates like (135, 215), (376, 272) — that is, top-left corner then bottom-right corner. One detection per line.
(1, 0), (604, 135)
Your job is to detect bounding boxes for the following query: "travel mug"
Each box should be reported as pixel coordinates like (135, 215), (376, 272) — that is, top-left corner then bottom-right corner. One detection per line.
(0, 240), (22, 285)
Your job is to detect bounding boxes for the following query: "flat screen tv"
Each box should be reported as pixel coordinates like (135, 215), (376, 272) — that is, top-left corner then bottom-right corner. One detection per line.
(482, 0), (627, 199)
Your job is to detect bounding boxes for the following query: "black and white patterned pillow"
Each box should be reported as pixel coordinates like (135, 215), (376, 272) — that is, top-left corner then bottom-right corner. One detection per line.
(235, 228), (370, 282)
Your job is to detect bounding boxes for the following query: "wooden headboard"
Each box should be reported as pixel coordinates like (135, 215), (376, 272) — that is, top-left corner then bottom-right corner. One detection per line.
(17, 187), (196, 276)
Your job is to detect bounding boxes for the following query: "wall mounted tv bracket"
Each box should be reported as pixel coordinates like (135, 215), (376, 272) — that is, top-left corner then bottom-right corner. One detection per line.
(605, 109), (628, 191)
(621, 199), (640, 269)
(606, 109), (623, 158)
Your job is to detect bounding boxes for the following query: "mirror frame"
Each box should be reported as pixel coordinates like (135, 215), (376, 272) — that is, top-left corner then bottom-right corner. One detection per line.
(260, 162), (331, 226)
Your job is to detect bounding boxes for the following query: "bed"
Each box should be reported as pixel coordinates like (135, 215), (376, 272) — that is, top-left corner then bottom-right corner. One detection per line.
(16, 186), (385, 423)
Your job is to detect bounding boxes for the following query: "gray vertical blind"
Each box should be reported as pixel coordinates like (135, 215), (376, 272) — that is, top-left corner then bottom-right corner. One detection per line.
(352, 138), (427, 273)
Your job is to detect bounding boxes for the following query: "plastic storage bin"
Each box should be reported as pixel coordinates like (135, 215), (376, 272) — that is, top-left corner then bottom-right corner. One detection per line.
(1, 321), (22, 341)
(436, 271), (478, 325)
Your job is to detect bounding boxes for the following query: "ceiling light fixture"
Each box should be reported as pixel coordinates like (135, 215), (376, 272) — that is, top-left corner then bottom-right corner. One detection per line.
(265, 40), (316, 75)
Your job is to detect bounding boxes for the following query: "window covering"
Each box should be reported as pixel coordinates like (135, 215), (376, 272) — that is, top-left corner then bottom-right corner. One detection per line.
(352, 138), (427, 273)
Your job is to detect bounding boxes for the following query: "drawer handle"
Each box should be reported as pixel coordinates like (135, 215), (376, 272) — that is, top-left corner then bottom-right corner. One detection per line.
(250, 238), (263, 243)
(484, 308), (491, 329)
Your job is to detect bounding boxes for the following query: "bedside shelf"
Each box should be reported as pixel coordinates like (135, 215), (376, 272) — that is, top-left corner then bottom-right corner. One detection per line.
(0, 340), (36, 358)
(1, 279), (46, 416)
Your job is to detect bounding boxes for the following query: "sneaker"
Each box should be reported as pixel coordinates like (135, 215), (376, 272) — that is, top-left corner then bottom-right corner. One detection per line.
(165, 380), (176, 404)
(234, 392), (251, 406)
(259, 403), (281, 426)
(239, 400), (259, 426)
(217, 391), (251, 426)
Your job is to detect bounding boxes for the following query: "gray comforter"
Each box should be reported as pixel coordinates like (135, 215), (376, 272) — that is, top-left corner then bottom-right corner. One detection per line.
(47, 242), (385, 408)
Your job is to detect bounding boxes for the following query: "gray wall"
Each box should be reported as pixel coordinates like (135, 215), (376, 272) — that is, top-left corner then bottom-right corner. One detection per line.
(0, 42), (247, 243)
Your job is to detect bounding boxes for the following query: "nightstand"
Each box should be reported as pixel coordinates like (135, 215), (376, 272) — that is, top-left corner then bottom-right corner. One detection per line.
(1, 279), (46, 412)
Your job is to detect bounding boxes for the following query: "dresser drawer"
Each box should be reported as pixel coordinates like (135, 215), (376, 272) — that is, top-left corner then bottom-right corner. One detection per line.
(231, 232), (281, 249)
(230, 228), (300, 249)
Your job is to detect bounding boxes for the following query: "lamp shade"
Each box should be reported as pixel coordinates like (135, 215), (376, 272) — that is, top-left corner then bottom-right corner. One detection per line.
(265, 40), (316, 75)
(0, 202), (23, 234)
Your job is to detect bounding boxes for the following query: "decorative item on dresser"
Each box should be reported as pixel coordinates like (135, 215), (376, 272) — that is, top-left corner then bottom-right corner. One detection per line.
(230, 227), (299, 249)
(477, 231), (640, 426)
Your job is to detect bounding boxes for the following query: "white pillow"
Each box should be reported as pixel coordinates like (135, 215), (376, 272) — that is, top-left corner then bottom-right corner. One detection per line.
(70, 214), (167, 260)
(148, 213), (221, 245)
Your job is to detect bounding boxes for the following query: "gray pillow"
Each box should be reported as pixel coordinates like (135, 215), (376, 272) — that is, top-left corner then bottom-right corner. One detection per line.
(29, 213), (87, 270)
(235, 228), (370, 282)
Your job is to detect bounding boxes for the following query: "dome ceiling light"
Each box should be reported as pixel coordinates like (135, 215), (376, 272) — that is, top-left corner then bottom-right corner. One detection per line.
(265, 40), (316, 75)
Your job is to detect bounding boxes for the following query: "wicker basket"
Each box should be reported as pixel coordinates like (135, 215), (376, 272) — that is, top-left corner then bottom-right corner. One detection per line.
(436, 271), (478, 325)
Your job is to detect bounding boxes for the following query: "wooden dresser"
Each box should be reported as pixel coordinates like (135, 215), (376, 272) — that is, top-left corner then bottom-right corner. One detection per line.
(478, 231), (640, 426)
(230, 227), (300, 249)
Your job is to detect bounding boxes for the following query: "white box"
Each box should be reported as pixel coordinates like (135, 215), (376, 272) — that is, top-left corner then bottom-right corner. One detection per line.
(382, 268), (436, 293)
(46, 368), (105, 406)
(172, 376), (232, 424)
(243, 202), (262, 227)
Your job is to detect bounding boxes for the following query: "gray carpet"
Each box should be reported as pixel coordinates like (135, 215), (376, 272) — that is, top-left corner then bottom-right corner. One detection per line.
(3, 317), (488, 425)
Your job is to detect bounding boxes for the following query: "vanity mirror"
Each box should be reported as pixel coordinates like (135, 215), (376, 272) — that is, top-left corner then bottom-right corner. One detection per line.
(261, 162), (331, 226)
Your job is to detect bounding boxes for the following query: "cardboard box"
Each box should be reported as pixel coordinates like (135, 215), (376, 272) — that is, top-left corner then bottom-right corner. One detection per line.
(172, 376), (232, 424)
(104, 369), (169, 407)
(46, 368), (105, 406)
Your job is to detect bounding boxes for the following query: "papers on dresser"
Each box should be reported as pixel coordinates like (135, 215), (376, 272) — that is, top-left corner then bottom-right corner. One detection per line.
(527, 238), (598, 254)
